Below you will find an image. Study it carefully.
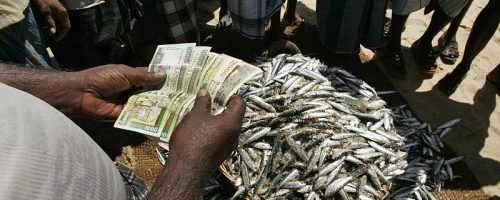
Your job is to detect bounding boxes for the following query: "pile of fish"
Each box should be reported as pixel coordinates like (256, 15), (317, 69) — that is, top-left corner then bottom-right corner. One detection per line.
(217, 54), (463, 200)
(388, 105), (463, 199)
(154, 54), (464, 200)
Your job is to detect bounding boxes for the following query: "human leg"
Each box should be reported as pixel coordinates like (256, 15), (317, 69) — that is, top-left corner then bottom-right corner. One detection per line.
(412, 6), (452, 75)
(283, 0), (303, 22)
(438, 0), (472, 64)
(486, 65), (499, 91)
(437, 0), (500, 95)
(383, 13), (409, 79)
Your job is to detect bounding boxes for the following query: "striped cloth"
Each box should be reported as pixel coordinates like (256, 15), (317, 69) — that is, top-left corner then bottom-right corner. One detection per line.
(227, 0), (283, 39)
(317, 0), (387, 54)
(392, 0), (431, 15)
(0, 83), (126, 200)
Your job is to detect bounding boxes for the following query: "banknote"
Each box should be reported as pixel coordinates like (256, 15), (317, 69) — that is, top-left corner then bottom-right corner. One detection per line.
(116, 44), (261, 142)
(114, 92), (171, 137)
(150, 43), (196, 66)
(194, 53), (216, 92)
(191, 46), (211, 67)
(212, 62), (262, 114)
(149, 64), (181, 91)
(207, 55), (241, 101)
(159, 93), (195, 141)
(199, 54), (226, 90)
(185, 47), (211, 94)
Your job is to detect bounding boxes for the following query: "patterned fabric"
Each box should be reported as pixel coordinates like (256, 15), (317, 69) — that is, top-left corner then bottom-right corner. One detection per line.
(227, 0), (283, 39)
(129, 0), (200, 49)
(155, 0), (200, 43)
(116, 164), (149, 200)
(0, 7), (52, 69)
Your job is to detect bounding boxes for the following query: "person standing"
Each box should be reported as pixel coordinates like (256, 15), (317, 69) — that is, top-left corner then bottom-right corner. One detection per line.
(382, 0), (471, 79)
(383, 0), (430, 79)
(437, 0), (500, 95)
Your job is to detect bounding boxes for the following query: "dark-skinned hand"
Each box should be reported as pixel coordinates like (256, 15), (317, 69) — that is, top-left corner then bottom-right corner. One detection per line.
(71, 64), (166, 119)
(31, 0), (71, 41)
(168, 90), (246, 175)
(148, 90), (245, 199)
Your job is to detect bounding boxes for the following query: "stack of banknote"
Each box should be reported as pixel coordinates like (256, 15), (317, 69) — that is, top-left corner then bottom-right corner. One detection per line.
(114, 43), (262, 142)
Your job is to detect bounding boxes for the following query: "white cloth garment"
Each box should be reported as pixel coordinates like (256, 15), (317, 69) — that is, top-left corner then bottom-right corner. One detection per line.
(0, 82), (126, 200)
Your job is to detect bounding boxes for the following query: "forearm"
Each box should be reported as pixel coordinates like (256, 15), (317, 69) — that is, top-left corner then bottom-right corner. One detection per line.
(148, 156), (211, 200)
(0, 62), (81, 115)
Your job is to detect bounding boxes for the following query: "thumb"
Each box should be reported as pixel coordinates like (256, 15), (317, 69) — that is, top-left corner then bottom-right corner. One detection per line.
(219, 95), (246, 124)
(125, 67), (166, 88)
(191, 89), (212, 114)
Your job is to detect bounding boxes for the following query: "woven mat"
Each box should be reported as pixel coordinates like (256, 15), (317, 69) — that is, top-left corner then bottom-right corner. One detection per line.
(115, 140), (163, 188)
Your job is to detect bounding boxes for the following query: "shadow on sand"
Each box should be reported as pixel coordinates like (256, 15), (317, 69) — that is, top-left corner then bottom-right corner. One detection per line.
(375, 45), (499, 195)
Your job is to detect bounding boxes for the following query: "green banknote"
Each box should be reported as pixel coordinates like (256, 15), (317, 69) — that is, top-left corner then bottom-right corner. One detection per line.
(206, 55), (241, 101)
(116, 44), (260, 142)
(159, 93), (195, 142)
(150, 43), (196, 66)
(212, 62), (262, 114)
(195, 53), (217, 92)
(114, 92), (171, 137)
(199, 54), (226, 90)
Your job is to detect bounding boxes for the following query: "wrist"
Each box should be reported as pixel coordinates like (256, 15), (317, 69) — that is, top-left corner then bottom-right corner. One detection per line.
(167, 153), (214, 179)
(52, 71), (83, 116)
(149, 154), (210, 200)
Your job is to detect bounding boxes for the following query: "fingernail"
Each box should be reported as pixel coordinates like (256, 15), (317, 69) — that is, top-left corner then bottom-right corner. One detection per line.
(154, 72), (166, 76)
(197, 89), (208, 97)
(50, 28), (56, 34)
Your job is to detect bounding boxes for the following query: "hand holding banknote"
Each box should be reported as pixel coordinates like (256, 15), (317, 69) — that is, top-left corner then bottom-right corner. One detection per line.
(168, 90), (246, 171)
(115, 44), (261, 141)
(74, 65), (166, 119)
(149, 90), (245, 199)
